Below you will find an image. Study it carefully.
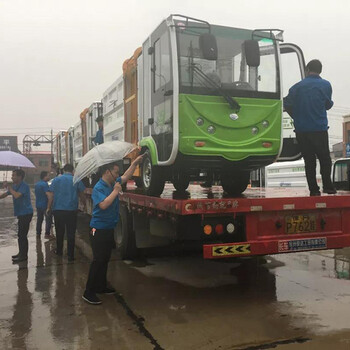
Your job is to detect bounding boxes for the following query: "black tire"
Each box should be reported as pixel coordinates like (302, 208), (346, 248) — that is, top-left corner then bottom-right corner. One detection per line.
(115, 204), (137, 259)
(200, 181), (212, 188)
(221, 171), (250, 196)
(172, 172), (190, 192)
(141, 150), (165, 196)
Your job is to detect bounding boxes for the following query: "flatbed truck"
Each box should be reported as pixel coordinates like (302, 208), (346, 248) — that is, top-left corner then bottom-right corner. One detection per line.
(114, 184), (350, 260)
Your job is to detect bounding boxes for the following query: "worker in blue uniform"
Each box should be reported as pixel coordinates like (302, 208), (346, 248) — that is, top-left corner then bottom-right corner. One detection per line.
(82, 154), (144, 305)
(0, 169), (33, 262)
(94, 116), (104, 145)
(47, 164), (86, 262)
(34, 171), (52, 238)
(284, 59), (337, 196)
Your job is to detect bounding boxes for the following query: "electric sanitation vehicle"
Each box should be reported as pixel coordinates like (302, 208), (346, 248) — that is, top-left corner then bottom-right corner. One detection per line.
(122, 14), (305, 196)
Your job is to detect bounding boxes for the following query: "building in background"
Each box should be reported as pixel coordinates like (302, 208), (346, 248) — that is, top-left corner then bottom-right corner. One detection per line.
(25, 151), (53, 184)
(0, 136), (19, 153)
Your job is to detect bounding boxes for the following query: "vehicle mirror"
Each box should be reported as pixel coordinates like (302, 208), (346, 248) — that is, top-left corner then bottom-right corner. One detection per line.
(199, 33), (218, 60)
(244, 40), (260, 67)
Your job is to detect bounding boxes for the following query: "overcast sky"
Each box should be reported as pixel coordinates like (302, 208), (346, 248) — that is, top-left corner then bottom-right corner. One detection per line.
(1, 0), (350, 149)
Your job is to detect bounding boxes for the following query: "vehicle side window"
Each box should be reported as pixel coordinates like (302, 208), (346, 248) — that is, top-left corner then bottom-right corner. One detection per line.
(153, 33), (171, 92)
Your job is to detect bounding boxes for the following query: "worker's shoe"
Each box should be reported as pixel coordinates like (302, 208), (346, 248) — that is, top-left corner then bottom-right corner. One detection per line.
(310, 191), (321, 196)
(97, 287), (116, 295)
(53, 249), (63, 256)
(82, 291), (102, 305)
(11, 253), (20, 259)
(12, 256), (28, 263)
(323, 188), (337, 194)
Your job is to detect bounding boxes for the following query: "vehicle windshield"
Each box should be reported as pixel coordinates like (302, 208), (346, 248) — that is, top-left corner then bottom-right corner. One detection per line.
(176, 22), (280, 99)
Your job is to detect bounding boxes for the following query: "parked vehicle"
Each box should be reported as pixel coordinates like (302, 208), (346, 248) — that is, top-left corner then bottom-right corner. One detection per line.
(265, 159), (322, 188)
(333, 158), (350, 191)
(123, 15), (305, 196)
(51, 14), (350, 262)
(54, 14), (308, 195)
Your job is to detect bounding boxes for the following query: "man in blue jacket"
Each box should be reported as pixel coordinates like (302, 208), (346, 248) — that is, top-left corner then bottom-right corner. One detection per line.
(34, 171), (52, 238)
(94, 116), (104, 145)
(284, 59), (337, 196)
(0, 169), (33, 262)
(47, 164), (85, 261)
(82, 154), (144, 305)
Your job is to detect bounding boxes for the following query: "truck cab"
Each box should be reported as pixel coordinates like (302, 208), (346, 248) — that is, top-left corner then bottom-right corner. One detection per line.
(333, 158), (350, 190)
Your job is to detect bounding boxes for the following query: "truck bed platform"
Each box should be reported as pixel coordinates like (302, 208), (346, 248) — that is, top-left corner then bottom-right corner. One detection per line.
(120, 184), (350, 259)
(121, 183), (350, 215)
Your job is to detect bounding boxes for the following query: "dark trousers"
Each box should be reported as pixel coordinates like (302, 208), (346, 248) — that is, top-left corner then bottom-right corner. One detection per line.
(36, 208), (52, 235)
(18, 214), (33, 258)
(296, 131), (334, 193)
(85, 228), (114, 293)
(53, 210), (77, 258)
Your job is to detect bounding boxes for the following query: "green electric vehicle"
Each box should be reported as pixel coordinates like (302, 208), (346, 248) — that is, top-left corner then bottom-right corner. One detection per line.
(134, 14), (305, 196)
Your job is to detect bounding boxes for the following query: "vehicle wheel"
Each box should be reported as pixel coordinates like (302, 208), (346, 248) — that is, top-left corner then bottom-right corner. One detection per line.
(141, 150), (165, 196)
(115, 204), (137, 259)
(200, 180), (212, 188)
(221, 171), (250, 196)
(172, 172), (190, 192)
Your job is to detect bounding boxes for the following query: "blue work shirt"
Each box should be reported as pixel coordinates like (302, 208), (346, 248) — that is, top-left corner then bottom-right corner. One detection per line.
(8, 181), (33, 217)
(49, 173), (85, 211)
(94, 128), (104, 145)
(34, 180), (49, 209)
(90, 177), (121, 230)
(283, 75), (333, 132)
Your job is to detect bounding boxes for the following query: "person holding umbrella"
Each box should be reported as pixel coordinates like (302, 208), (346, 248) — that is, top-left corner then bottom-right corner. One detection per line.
(82, 154), (144, 305)
(0, 169), (33, 262)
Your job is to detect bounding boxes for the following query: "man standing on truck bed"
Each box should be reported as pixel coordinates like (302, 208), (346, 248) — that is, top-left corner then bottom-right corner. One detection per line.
(94, 116), (104, 145)
(82, 154), (144, 305)
(284, 59), (337, 196)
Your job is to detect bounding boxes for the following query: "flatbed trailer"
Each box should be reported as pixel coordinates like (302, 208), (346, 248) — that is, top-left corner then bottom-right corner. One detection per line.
(116, 184), (350, 259)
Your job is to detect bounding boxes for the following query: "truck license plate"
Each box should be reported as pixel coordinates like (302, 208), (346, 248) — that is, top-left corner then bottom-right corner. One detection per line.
(285, 215), (316, 234)
(278, 237), (327, 252)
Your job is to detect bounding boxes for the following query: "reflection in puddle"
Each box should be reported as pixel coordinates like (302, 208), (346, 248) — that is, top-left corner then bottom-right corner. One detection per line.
(275, 249), (350, 333)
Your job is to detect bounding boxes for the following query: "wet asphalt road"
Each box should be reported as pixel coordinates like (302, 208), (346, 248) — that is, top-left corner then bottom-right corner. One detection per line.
(1, 196), (350, 349)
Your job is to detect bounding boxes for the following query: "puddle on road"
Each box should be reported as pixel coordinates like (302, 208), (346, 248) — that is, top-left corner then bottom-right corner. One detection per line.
(124, 249), (350, 335)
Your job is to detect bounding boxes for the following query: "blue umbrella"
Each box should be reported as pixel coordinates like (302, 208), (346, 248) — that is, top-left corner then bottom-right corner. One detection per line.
(0, 151), (35, 168)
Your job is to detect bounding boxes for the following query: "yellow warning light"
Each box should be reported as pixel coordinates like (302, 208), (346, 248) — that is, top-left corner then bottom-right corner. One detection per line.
(203, 225), (213, 235)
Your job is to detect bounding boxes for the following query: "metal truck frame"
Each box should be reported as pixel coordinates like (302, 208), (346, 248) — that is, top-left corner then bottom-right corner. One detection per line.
(116, 186), (350, 260)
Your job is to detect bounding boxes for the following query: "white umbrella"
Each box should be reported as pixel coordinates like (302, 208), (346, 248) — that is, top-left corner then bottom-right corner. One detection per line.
(73, 141), (136, 184)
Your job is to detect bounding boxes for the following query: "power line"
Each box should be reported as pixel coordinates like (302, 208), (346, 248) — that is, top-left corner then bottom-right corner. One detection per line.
(1, 127), (65, 131)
